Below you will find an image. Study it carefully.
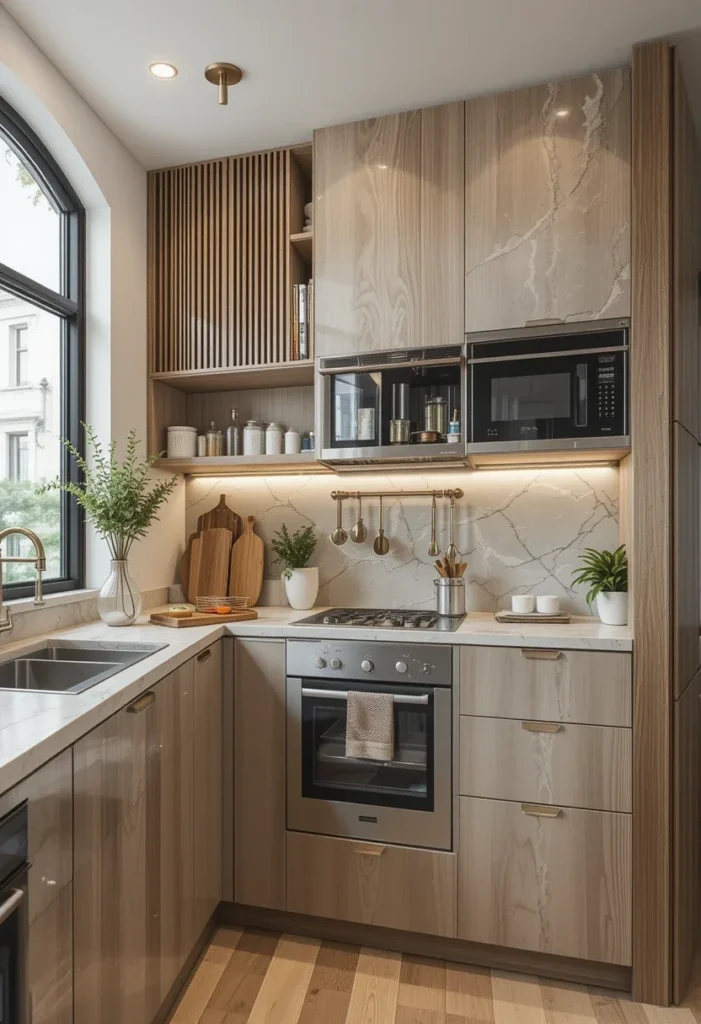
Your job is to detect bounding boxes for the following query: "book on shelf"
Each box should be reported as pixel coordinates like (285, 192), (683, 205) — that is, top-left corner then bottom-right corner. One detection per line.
(291, 283), (299, 360)
(291, 278), (314, 360)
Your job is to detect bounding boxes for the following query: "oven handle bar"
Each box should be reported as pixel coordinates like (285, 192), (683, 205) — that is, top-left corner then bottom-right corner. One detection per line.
(302, 687), (429, 705)
(469, 345), (628, 365)
(0, 887), (24, 926)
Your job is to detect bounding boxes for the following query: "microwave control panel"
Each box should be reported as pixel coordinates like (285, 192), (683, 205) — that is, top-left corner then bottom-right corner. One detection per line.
(596, 355), (618, 424)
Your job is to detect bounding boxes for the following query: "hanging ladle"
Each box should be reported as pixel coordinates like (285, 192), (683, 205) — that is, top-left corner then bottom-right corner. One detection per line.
(373, 496), (390, 556)
(446, 495), (459, 562)
(427, 495), (439, 557)
(331, 495), (348, 545)
(351, 495), (367, 544)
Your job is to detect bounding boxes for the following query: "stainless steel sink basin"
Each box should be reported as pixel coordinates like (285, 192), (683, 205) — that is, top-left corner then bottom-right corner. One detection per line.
(0, 641), (167, 694)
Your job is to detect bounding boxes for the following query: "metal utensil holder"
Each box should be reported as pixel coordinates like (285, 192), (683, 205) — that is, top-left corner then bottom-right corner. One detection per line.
(434, 578), (466, 617)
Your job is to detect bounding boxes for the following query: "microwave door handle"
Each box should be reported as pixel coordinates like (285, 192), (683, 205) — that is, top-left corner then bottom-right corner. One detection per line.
(574, 364), (588, 428)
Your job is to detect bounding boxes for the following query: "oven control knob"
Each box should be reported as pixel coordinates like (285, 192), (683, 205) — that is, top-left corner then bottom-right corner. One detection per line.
(361, 659), (374, 673)
(330, 658), (342, 670)
(314, 656), (326, 669)
(395, 661), (408, 674)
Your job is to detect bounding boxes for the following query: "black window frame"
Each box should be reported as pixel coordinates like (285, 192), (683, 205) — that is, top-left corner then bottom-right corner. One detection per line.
(0, 97), (85, 599)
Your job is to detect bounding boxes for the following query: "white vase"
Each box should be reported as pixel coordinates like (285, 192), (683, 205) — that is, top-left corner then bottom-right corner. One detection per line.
(596, 591), (628, 626)
(284, 567), (319, 610)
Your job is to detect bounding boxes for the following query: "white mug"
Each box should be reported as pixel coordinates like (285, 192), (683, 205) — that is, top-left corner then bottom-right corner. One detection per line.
(536, 595), (560, 615)
(511, 594), (536, 613)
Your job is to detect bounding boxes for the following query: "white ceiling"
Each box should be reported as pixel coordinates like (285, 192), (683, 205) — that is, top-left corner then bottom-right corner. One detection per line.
(3, 0), (701, 170)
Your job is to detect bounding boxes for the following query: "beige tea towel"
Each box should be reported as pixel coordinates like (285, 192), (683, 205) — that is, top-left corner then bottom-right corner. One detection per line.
(345, 690), (394, 761)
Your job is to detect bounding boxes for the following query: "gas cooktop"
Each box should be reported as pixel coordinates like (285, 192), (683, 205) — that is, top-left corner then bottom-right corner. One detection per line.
(292, 608), (465, 632)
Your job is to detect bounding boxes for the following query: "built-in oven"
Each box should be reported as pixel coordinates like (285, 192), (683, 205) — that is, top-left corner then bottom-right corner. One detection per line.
(0, 802), (29, 1024)
(467, 319), (629, 457)
(317, 345), (467, 467)
(287, 640), (453, 851)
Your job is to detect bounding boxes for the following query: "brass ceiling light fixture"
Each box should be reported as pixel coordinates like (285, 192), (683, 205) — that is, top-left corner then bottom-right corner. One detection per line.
(204, 62), (243, 105)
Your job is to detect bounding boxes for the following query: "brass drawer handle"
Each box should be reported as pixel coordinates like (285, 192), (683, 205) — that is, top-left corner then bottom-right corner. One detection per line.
(521, 721), (562, 734)
(520, 649), (562, 661)
(521, 803), (562, 818)
(353, 843), (385, 857)
(126, 691), (155, 714)
(197, 648), (212, 663)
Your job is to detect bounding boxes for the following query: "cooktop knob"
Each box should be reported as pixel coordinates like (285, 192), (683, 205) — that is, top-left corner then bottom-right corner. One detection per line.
(314, 656), (326, 669)
(395, 661), (408, 674)
(361, 659), (374, 673)
(330, 658), (342, 670)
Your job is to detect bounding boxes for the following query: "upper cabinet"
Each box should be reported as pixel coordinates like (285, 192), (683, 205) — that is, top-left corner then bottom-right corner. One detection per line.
(464, 69), (631, 333)
(314, 102), (465, 356)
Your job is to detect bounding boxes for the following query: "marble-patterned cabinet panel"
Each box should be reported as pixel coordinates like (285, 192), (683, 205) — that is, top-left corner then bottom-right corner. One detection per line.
(465, 68), (631, 332)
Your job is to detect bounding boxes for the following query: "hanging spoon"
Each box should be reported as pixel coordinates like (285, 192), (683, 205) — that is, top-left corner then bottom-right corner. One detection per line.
(351, 495), (367, 544)
(427, 495), (439, 557)
(373, 496), (390, 556)
(331, 496), (348, 545)
(446, 495), (459, 561)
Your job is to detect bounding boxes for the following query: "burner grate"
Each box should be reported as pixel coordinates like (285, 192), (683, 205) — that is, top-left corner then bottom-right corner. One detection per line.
(293, 607), (463, 631)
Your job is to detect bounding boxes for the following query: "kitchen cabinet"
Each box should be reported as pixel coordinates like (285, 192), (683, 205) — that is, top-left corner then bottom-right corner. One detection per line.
(234, 638), (286, 910)
(458, 796), (632, 965)
(192, 642), (223, 934)
(286, 831), (457, 937)
(314, 101), (464, 356)
(464, 68), (631, 332)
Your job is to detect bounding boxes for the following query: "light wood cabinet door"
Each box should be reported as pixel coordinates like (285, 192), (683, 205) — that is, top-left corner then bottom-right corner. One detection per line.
(673, 423), (701, 698)
(465, 69), (631, 332)
(458, 796), (631, 965)
(287, 831), (457, 937)
(314, 102), (464, 356)
(192, 642), (223, 935)
(234, 638), (286, 909)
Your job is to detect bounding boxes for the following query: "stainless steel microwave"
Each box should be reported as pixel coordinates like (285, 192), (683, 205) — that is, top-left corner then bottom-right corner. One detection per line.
(467, 319), (630, 458)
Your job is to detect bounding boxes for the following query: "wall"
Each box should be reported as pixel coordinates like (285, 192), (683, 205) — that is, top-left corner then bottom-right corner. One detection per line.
(0, 7), (185, 597)
(186, 467), (618, 614)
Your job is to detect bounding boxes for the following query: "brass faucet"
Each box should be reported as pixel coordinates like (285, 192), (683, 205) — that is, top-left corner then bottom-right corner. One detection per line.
(0, 527), (46, 634)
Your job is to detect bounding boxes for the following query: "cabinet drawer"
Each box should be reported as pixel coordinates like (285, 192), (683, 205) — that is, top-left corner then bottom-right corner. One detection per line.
(286, 831), (456, 937)
(459, 716), (631, 812)
(458, 797), (631, 965)
(460, 647), (631, 726)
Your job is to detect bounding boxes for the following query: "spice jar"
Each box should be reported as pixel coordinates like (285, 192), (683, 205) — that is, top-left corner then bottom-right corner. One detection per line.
(205, 421), (225, 457)
(243, 420), (265, 456)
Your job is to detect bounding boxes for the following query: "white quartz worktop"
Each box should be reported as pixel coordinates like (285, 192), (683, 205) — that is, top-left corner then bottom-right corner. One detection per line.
(0, 607), (631, 797)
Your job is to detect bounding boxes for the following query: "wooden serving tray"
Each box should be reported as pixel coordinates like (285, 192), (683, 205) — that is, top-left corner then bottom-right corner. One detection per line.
(150, 610), (258, 628)
(495, 611), (571, 624)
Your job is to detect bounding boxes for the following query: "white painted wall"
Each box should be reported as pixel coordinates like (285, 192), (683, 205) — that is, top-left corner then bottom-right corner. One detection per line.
(0, 6), (185, 593)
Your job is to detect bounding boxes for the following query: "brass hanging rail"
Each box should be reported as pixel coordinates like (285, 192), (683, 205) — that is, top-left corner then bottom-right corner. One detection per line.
(330, 488), (464, 501)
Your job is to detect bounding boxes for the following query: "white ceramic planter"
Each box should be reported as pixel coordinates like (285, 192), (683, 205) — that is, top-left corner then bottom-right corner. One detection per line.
(596, 591), (628, 626)
(284, 567), (319, 610)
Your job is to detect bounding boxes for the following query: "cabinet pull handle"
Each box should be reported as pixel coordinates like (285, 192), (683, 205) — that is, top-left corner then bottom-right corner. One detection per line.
(521, 721), (562, 734)
(520, 649), (562, 661)
(353, 843), (385, 857)
(0, 888), (24, 926)
(126, 691), (155, 714)
(525, 318), (564, 327)
(197, 648), (212, 663)
(521, 803), (562, 818)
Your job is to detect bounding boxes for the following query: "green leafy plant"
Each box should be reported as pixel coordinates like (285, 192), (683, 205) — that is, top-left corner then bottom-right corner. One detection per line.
(571, 545), (628, 608)
(270, 524), (317, 579)
(38, 424), (178, 561)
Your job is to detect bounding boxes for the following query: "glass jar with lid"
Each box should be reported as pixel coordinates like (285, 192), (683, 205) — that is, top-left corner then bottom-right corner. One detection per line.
(205, 421), (225, 457)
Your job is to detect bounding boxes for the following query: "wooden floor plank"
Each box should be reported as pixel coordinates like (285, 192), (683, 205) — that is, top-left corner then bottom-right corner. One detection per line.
(205, 928), (281, 1016)
(397, 955), (447, 1024)
(170, 928), (242, 1024)
(590, 991), (657, 1024)
(446, 962), (494, 1021)
(297, 941), (360, 1024)
(643, 1006), (697, 1024)
(345, 947), (402, 1024)
(246, 934), (321, 1024)
(492, 971), (548, 1024)
(541, 981), (598, 1024)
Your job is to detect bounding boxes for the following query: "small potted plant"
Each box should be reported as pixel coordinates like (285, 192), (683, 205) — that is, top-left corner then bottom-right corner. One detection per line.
(571, 545), (628, 625)
(270, 524), (318, 609)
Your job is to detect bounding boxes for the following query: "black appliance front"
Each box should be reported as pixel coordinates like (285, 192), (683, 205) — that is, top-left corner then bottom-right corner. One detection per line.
(0, 802), (29, 1024)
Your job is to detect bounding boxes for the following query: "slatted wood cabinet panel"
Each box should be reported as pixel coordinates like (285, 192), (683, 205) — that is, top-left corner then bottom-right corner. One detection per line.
(464, 69), (631, 332)
(286, 831), (457, 937)
(234, 638), (287, 910)
(314, 101), (464, 356)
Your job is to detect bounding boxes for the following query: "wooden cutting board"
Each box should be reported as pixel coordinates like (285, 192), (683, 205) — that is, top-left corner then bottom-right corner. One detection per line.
(189, 528), (233, 602)
(229, 515), (264, 606)
(150, 609), (258, 627)
(197, 494), (243, 542)
(179, 532), (198, 601)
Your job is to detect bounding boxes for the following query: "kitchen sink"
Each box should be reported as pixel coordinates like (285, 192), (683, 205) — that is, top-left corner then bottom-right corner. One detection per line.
(0, 641), (167, 695)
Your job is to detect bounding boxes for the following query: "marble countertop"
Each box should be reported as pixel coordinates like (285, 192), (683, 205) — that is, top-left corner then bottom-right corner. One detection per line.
(0, 607), (632, 797)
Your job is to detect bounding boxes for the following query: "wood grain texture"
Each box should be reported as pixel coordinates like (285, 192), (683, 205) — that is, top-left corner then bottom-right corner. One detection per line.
(246, 934), (320, 1024)
(630, 40), (673, 1006)
(186, 384), (314, 438)
(196, 494), (243, 540)
(192, 528), (232, 602)
(229, 516), (264, 605)
(673, 422), (700, 699)
(234, 639), (287, 910)
(459, 716), (632, 812)
(345, 948), (402, 1024)
(464, 68), (630, 332)
(193, 642), (224, 938)
(459, 648), (632, 727)
(673, 666), (701, 1002)
(314, 102), (464, 356)
(286, 831), (457, 938)
(458, 797), (631, 966)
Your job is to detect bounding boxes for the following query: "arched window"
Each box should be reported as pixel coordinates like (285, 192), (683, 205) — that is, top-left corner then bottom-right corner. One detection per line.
(0, 97), (84, 597)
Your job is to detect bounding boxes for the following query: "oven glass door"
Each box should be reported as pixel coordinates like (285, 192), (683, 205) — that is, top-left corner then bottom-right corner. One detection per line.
(0, 873), (27, 1024)
(300, 681), (434, 812)
(330, 372), (381, 448)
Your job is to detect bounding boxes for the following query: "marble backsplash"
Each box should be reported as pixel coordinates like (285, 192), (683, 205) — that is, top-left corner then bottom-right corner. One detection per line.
(186, 467), (619, 615)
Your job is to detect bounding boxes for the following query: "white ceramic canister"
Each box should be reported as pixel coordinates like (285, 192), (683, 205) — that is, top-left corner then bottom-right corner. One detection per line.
(265, 422), (284, 455)
(536, 595), (560, 615)
(243, 420), (265, 456)
(511, 594), (536, 613)
(167, 425), (197, 459)
(284, 428), (301, 454)
(196, 435), (207, 457)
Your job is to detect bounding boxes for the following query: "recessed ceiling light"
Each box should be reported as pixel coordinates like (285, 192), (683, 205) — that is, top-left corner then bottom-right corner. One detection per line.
(149, 62), (178, 80)
(555, 108), (569, 118)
